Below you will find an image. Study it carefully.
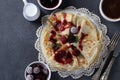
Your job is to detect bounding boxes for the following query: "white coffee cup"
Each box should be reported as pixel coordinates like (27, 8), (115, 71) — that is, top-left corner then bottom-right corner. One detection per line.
(99, 0), (120, 22)
(23, 0), (40, 21)
(37, 0), (62, 10)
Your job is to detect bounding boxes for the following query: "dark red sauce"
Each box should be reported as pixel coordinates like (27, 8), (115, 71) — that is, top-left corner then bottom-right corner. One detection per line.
(53, 13), (72, 31)
(102, 0), (120, 19)
(71, 45), (80, 56)
(54, 51), (73, 64)
(78, 26), (81, 32)
(79, 32), (88, 51)
(49, 30), (57, 43)
(40, 0), (59, 8)
(65, 51), (73, 64)
(63, 12), (67, 20)
(60, 36), (68, 44)
(53, 14), (60, 22)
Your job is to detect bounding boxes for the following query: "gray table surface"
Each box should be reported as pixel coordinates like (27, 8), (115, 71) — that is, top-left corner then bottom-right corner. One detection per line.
(0, 0), (120, 80)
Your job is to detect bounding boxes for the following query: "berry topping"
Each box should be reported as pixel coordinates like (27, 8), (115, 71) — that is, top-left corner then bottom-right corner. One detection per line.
(49, 30), (57, 43)
(59, 23), (65, 31)
(70, 26), (78, 34)
(54, 50), (66, 64)
(33, 67), (40, 74)
(50, 30), (56, 35)
(60, 36), (68, 44)
(43, 68), (48, 75)
(72, 48), (80, 56)
(55, 51), (66, 58)
(49, 34), (57, 43)
(71, 45), (81, 56)
(54, 50), (73, 64)
(68, 33), (76, 43)
(79, 32), (88, 50)
(65, 52), (73, 64)
(26, 66), (32, 74)
(26, 75), (34, 80)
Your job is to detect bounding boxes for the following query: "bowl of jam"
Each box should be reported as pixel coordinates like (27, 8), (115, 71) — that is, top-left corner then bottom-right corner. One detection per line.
(37, 0), (62, 10)
(99, 0), (120, 22)
(24, 61), (51, 80)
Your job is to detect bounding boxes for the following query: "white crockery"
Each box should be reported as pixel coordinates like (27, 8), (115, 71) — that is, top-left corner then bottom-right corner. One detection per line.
(37, 0), (62, 10)
(23, 0), (40, 21)
(24, 61), (51, 80)
(99, 0), (120, 22)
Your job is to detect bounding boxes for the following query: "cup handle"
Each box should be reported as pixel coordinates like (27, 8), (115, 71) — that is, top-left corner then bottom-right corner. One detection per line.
(23, 0), (28, 5)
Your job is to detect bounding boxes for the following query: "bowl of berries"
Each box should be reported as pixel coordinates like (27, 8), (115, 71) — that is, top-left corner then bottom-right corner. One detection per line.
(24, 61), (51, 80)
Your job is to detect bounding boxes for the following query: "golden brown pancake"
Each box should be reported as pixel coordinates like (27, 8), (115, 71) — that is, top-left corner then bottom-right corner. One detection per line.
(40, 12), (103, 71)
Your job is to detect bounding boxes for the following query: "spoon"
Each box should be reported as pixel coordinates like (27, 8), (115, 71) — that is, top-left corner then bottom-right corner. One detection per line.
(22, 0), (40, 21)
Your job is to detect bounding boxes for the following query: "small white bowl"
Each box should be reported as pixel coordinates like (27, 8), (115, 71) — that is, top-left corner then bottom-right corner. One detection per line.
(99, 0), (120, 22)
(37, 0), (62, 10)
(23, 3), (40, 21)
(24, 61), (51, 80)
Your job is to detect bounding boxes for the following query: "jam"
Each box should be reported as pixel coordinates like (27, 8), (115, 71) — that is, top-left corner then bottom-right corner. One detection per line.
(79, 32), (88, 50)
(53, 13), (72, 31)
(71, 45), (80, 56)
(102, 0), (120, 19)
(40, 0), (59, 8)
(60, 36), (68, 44)
(49, 30), (57, 43)
(53, 14), (60, 22)
(54, 51), (73, 64)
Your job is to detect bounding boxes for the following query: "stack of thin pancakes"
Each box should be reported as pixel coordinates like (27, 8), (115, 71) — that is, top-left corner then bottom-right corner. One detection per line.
(41, 12), (103, 71)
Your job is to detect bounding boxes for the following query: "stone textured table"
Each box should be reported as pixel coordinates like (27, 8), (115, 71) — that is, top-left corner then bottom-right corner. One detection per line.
(0, 0), (120, 80)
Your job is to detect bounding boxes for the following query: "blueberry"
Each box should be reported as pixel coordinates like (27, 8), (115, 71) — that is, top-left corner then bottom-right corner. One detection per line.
(68, 33), (76, 43)
(33, 67), (40, 74)
(26, 75), (34, 80)
(26, 66), (32, 74)
(70, 27), (78, 34)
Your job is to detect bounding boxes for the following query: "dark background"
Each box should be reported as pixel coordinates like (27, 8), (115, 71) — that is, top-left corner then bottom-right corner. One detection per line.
(0, 0), (120, 80)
